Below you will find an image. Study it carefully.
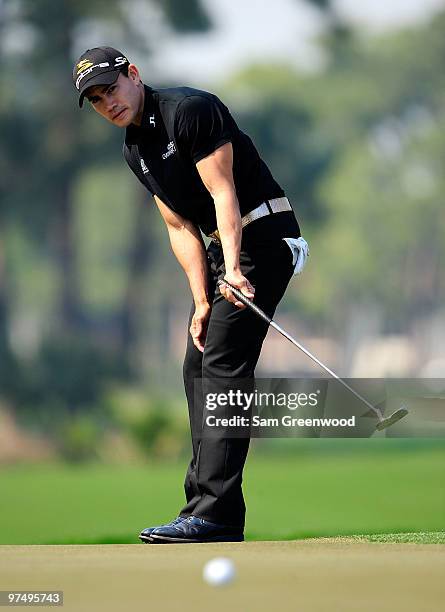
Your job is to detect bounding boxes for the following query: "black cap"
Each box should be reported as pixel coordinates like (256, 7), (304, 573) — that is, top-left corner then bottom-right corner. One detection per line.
(73, 46), (129, 107)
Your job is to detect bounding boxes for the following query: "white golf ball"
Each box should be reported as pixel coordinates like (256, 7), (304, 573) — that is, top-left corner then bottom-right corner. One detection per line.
(203, 557), (236, 586)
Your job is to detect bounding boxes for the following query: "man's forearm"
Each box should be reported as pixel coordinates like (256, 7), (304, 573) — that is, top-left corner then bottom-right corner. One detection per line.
(194, 143), (255, 307)
(167, 222), (209, 307)
(213, 187), (242, 274)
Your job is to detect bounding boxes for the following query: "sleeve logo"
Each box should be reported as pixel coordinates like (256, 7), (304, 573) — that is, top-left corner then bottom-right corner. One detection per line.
(140, 158), (150, 174)
(162, 141), (176, 160)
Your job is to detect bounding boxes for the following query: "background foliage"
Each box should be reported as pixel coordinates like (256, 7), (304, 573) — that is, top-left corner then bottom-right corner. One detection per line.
(0, 0), (444, 461)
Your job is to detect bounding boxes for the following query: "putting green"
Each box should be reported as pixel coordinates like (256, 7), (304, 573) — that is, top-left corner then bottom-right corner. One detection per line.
(1, 540), (444, 611)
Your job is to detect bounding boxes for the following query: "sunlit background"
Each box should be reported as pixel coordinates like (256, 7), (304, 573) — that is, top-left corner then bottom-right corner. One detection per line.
(0, 0), (444, 543)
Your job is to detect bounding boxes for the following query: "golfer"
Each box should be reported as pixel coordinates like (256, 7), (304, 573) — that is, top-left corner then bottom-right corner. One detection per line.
(73, 47), (307, 543)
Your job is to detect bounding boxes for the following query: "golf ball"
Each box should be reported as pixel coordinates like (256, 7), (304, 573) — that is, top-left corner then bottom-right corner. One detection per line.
(203, 557), (236, 586)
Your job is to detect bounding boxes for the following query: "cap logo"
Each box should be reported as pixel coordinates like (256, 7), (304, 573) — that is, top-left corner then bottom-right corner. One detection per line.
(114, 56), (128, 67)
(76, 59), (93, 74)
(75, 61), (110, 90)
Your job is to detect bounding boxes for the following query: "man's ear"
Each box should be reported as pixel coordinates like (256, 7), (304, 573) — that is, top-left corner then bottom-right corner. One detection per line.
(127, 64), (140, 82)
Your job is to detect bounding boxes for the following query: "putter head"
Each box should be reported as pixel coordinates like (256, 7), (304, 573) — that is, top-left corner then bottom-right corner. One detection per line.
(375, 407), (409, 431)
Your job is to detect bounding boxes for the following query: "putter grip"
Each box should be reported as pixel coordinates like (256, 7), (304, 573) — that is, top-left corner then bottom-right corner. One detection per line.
(217, 280), (272, 324)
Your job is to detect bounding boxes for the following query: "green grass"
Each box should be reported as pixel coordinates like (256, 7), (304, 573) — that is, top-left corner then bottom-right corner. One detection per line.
(0, 443), (443, 544)
(355, 532), (445, 544)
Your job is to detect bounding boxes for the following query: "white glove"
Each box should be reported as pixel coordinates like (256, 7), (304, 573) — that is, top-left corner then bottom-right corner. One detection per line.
(282, 237), (309, 275)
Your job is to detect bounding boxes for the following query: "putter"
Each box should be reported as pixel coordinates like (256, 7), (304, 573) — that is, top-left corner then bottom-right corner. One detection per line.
(217, 280), (408, 431)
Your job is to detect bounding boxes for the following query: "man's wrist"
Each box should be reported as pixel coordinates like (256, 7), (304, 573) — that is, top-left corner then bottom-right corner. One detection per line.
(224, 265), (242, 275)
(194, 298), (210, 309)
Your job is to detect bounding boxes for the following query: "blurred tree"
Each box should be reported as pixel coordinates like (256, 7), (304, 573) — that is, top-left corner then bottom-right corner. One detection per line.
(235, 94), (332, 223)
(225, 10), (445, 339)
(0, 224), (20, 399)
(311, 13), (445, 332)
(0, 1), (21, 398)
(303, 0), (354, 66)
(153, 0), (211, 32)
(0, 0), (212, 412)
(2, 0), (125, 332)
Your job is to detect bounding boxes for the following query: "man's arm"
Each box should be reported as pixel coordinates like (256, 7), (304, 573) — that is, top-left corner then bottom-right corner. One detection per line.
(196, 142), (254, 308)
(154, 195), (210, 352)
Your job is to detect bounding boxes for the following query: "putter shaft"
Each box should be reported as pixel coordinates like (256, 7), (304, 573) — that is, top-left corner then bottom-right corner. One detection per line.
(269, 319), (383, 419)
(217, 280), (408, 429)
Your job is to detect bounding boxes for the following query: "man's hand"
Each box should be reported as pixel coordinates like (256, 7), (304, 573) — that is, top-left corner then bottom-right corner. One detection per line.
(219, 272), (255, 309)
(190, 303), (211, 352)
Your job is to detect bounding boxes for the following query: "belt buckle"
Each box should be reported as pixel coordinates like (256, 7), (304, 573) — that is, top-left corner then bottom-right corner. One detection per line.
(210, 230), (221, 244)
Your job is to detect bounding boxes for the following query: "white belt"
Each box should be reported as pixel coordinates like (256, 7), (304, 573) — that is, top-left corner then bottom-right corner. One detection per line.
(209, 197), (292, 244)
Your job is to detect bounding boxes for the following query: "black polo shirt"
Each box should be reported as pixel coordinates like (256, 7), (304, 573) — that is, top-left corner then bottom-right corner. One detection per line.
(123, 85), (294, 237)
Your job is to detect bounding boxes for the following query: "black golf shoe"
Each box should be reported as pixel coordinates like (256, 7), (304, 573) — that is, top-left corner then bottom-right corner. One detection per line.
(139, 517), (186, 543)
(149, 515), (244, 543)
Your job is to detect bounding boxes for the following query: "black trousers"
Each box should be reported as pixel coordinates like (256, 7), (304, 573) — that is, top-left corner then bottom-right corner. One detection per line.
(180, 217), (299, 528)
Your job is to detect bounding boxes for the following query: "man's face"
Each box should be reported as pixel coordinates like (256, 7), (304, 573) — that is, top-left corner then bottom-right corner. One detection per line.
(86, 66), (144, 127)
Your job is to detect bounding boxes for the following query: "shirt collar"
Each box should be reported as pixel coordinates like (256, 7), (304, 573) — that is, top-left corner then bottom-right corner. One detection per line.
(125, 84), (158, 145)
